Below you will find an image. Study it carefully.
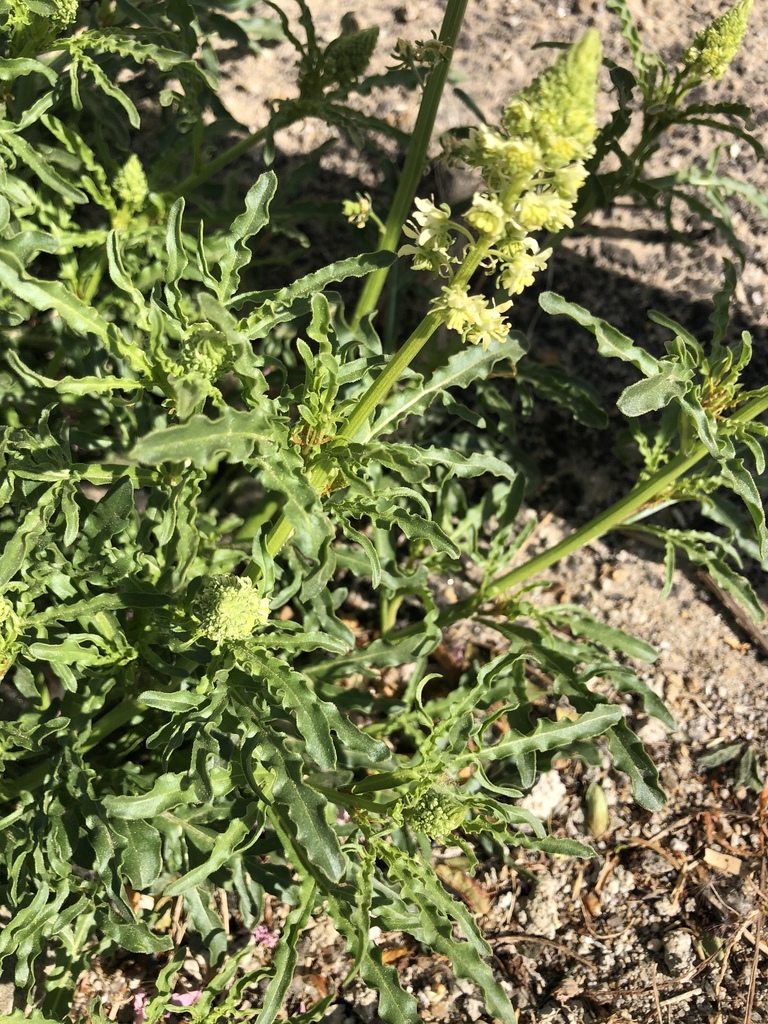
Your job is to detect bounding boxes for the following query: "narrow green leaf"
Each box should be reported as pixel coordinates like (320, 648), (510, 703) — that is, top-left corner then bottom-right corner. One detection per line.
(607, 720), (666, 811)
(247, 731), (346, 882)
(104, 773), (193, 819)
(0, 58), (57, 84)
(163, 819), (250, 896)
(257, 877), (316, 1024)
(460, 704), (623, 768)
(370, 335), (524, 440)
(0, 256), (110, 339)
(102, 920), (173, 954)
(540, 292), (660, 377)
(218, 172), (277, 300)
(130, 407), (275, 465)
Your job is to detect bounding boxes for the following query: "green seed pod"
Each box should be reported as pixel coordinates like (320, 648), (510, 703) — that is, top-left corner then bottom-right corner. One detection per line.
(584, 781), (609, 839)
(192, 575), (270, 643)
(682, 0), (753, 81)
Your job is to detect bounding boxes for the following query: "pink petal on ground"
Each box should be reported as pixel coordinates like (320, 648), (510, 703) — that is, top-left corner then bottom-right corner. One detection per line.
(169, 990), (202, 1008)
(133, 991), (149, 1024)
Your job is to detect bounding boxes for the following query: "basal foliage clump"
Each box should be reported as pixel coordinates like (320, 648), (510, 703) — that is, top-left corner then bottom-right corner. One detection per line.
(0, 1), (765, 1021)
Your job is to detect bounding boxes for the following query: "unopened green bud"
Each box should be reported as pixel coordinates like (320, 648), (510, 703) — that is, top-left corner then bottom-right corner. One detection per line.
(114, 154), (148, 209)
(502, 29), (601, 169)
(192, 575), (270, 642)
(682, 0), (753, 81)
(402, 788), (467, 839)
(178, 323), (231, 381)
(584, 782), (610, 839)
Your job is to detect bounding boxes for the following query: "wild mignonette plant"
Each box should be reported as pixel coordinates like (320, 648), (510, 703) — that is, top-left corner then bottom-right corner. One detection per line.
(0, 1), (766, 1022)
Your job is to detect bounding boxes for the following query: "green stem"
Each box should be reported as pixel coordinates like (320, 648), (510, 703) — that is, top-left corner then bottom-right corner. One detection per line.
(406, 393), (768, 631)
(257, 233), (494, 563)
(350, 0), (469, 330)
(168, 102), (300, 198)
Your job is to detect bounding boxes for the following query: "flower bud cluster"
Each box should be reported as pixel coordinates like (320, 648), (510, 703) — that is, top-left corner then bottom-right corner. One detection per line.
(191, 575), (270, 643)
(400, 31), (601, 350)
(177, 323), (232, 382)
(682, 0), (753, 82)
(398, 787), (467, 840)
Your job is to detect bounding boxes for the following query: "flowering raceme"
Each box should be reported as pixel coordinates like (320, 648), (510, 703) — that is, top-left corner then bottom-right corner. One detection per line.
(399, 30), (601, 349)
(682, 0), (753, 82)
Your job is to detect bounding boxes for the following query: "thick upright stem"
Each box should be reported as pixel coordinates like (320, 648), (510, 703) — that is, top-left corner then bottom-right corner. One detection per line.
(350, 0), (469, 330)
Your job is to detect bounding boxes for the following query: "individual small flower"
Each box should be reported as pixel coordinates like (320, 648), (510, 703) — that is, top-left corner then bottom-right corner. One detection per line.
(402, 196), (454, 251)
(133, 992), (148, 1024)
(553, 162), (590, 202)
(169, 990), (202, 1010)
(682, 0), (753, 81)
(516, 189), (575, 233)
(397, 242), (450, 275)
(192, 575), (270, 642)
(253, 924), (280, 949)
(114, 154), (149, 209)
(465, 192), (508, 237)
(342, 192), (373, 229)
(465, 298), (512, 349)
(499, 245), (552, 295)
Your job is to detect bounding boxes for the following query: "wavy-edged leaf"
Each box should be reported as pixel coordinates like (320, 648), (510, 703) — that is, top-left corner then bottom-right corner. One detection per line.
(607, 720), (666, 811)
(458, 704), (624, 768)
(245, 731), (346, 882)
(234, 251), (396, 310)
(130, 407), (278, 465)
(3, 132), (87, 203)
(617, 362), (692, 416)
(386, 850), (516, 1024)
(103, 772), (194, 819)
(370, 335), (525, 440)
(257, 876), (316, 1024)
(540, 292), (660, 377)
(5, 349), (143, 396)
(721, 458), (768, 559)
(0, 58), (57, 84)
(163, 819), (250, 896)
(0, 255), (110, 339)
(233, 657), (388, 769)
(218, 172), (277, 300)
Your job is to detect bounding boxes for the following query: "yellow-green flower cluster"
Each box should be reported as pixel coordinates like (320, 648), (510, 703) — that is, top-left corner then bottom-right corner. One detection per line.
(114, 155), (149, 210)
(192, 575), (270, 643)
(399, 31), (601, 348)
(682, 0), (753, 81)
(434, 285), (512, 350)
(342, 192), (373, 229)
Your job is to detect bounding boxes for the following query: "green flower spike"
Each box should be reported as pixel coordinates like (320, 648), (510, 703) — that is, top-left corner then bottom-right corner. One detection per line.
(192, 575), (270, 643)
(682, 0), (753, 81)
(502, 28), (602, 169)
(114, 154), (149, 210)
